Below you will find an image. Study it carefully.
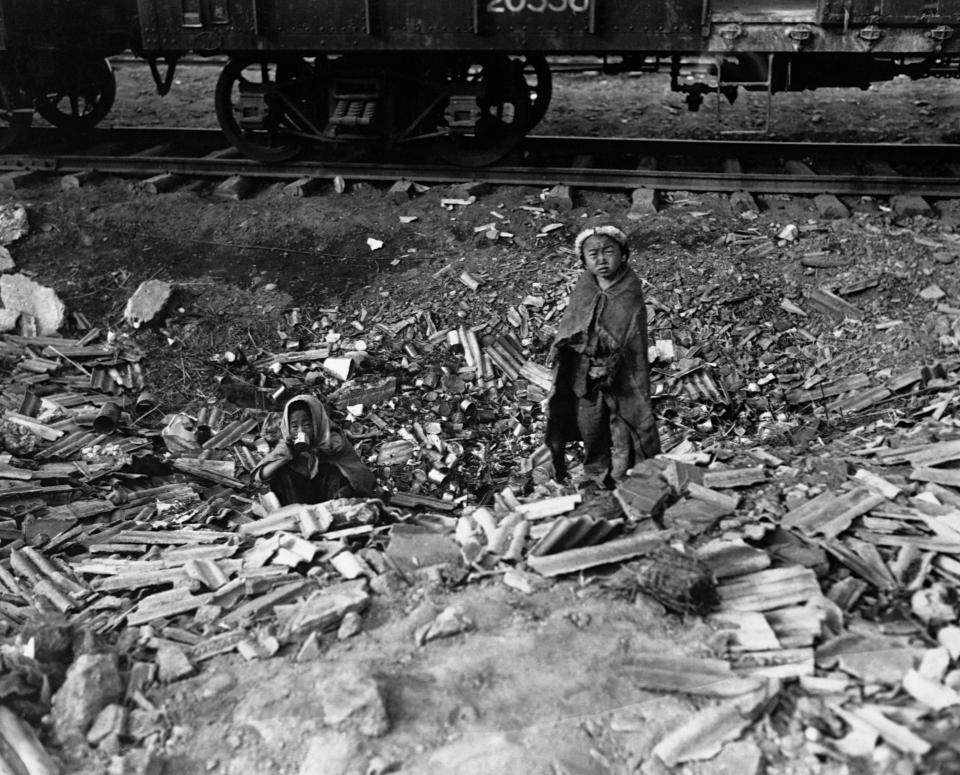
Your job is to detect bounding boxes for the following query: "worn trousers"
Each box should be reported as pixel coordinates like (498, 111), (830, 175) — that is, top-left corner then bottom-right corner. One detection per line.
(576, 390), (633, 487)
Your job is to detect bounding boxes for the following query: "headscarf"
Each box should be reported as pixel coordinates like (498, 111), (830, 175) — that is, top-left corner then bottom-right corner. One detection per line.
(281, 394), (333, 452)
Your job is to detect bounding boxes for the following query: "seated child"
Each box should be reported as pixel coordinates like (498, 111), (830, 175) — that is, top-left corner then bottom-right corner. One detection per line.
(544, 220), (661, 489)
(253, 394), (376, 506)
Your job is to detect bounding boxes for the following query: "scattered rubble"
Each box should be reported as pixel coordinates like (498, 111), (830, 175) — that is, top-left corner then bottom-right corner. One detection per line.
(1, 179), (959, 774)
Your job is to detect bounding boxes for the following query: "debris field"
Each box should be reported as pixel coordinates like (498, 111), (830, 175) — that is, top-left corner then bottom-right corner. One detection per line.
(1, 112), (960, 775)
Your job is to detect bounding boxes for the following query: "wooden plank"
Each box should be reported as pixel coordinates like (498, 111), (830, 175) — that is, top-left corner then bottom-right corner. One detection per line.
(220, 579), (315, 626)
(717, 566), (821, 612)
(126, 589), (213, 626)
(820, 538), (897, 590)
(806, 287), (863, 320)
(900, 440), (960, 468)
(701, 466), (767, 489)
(619, 653), (766, 697)
(783, 486), (885, 539)
(910, 467), (960, 488)
(697, 539), (771, 579)
(854, 530), (960, 554)
(527, 531), (668, 578)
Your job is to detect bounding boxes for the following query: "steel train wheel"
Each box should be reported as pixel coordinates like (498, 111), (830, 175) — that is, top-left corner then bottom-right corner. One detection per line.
(0, 65), (32, 151)
(35, 57), (116, 132)
(214, 55), (317, 163)
(517, 54), (552, 130)
(437, 54), (532, 167)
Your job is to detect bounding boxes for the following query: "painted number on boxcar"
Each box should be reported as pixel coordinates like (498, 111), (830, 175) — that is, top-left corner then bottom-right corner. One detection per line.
(486, 0), (590, 13)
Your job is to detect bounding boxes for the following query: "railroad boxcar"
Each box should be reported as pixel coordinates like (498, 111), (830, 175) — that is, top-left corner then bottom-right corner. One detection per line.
(0, 0), (138, 149)
(134, 1), (960, 163)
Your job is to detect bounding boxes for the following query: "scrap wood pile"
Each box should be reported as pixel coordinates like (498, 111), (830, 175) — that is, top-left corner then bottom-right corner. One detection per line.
(1, 313), (960, 773)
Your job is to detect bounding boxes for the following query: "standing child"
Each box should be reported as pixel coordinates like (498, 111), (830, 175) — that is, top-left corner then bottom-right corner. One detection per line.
(253, 394), (376, 505)
(544, 221), (661, 489)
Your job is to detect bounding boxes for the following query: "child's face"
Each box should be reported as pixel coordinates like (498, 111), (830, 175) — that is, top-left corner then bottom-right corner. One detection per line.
(288, 408), (313, 445)
(582, 235), (624, 280)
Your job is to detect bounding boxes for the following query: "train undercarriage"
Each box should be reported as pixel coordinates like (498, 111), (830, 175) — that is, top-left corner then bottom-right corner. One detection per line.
(0, 52), (119, 150)
(2, 48), (960, 163)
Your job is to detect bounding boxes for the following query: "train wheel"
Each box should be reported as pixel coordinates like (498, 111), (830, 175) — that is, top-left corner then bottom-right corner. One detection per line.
(437, 54), (531, 167)
(35, 57), (116, 132)
(517, 54), (552, 130)
(0, 69), (32, 152)
(215, 55), (317, 163)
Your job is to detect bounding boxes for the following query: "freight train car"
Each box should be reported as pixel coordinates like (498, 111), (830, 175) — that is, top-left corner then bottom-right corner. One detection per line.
(8, 1), (960, 163)
(0, 0), (138, 148)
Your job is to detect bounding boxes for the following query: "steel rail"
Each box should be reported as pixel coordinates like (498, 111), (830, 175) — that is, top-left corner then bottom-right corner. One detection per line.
(3, 128), (960, 195)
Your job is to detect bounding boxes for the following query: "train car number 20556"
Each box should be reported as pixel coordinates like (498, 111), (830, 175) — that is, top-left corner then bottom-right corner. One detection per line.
(486, 0), (590, 13)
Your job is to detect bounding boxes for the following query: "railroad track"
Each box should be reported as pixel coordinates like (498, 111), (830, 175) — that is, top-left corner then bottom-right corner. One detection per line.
(3, 127), (960, 197)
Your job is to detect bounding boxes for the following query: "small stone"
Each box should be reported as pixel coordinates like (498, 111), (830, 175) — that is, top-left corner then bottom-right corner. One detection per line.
(702, 740), (764, 775)
(813, 194), (850, 220)
(541, 184), (573, 212)
(156, 645), (194, 683)
(0, 203), (29, 244)
(123, 280), (172, 328)
(199, 671), (236, 699)
(298, 731), (363, 775)
(730, 190), (759, 214)
(338, 611), (362, 640)
(0, 246), (14, 272)
(0, 307), (17, 332)
(0, 273), (65, 336)
(87, 704), (126, 746)
(628, 187), (659, 219)
(919, 284), (946, 301)
(912, 583), (957, 625)
(52, 653), (124, 742)
(107, 749), (164, 775)
(890, 194), (933, 218)
(316, 664), (389, 737)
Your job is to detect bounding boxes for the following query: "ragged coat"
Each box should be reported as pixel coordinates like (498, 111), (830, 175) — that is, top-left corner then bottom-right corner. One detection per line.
(544, 265), (661, 475)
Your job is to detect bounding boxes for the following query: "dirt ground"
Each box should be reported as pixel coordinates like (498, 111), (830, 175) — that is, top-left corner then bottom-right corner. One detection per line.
(4, 61), (960, 774)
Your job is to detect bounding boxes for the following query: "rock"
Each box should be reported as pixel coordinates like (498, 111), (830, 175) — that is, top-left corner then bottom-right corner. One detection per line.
(451, 181), (492, 199)
(813, 194), (850, 220)
(199, 671), (237, 699)
(0, 203), (28, 244)
(338, 611), (363, 640)
(933, 251), (957, 264)
(87, 704), (126, 746)
(912, 583), (957, 625)
(628, 187), (659, 219)
(156, 645), (194, 683)
(0, 273), (65, 336)
(51, 652), (124, 741)
(123, 280), (172, 328)
(890, 194), (933, 218)
(698, 740), (764, 775)
(398, 732), (556, 775)
(316, 664), (389, 737)
(541, 184), (573, 212)
(0, 308), (17, 332)
(298, 731), (364, 775)
(0, 246), (14, 272)
(730, 191), (759, 214)
(107, 749), (164, 775)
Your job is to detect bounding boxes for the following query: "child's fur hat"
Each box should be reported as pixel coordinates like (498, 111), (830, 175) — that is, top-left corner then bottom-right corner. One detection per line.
(574, 223), (629, 261)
